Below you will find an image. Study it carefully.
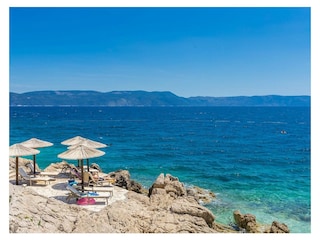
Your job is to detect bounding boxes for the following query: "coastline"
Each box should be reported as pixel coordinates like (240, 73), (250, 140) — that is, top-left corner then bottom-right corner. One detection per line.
(9, 157), (289, 233)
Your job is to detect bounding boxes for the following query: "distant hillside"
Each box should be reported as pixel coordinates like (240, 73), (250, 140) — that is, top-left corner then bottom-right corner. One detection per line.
(9, 91), (310, 107)
(189, 95), (310, 107)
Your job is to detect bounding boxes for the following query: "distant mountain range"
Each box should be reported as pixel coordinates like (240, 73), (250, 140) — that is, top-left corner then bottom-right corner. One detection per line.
(9, 90), (310, 107)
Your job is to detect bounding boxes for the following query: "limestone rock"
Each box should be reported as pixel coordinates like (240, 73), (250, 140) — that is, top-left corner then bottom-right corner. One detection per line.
(107, 170), (148, 194)
(187, 186), (216, 204)
(269, 221), (290, 233)
(9, 159), (290, 233)
(44, 161), (73, 172)
(170, 197), (215, 228)
(108, 169), (130, 188)
(148, 173), (215, 229)
(9, 183), (92, 233)
(152, 173), (165, 188)
(233, 211), (290, 233)
(149, 173), (186, 198)
(164, 174), (186, 197)
(233, 210), (258, 233)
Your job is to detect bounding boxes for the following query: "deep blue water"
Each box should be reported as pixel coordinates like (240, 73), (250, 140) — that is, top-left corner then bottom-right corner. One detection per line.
(9, 106), (311, 233)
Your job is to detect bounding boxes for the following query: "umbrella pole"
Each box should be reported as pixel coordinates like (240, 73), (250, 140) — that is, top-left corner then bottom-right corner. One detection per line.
(15, 157), (19, 185)
(87, 159), (89, 171)
(81, 159), (84, 192)
(33, 155), (36, 174)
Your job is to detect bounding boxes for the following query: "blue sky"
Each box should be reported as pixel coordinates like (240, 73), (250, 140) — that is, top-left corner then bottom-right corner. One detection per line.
(9, 7), (310, 97)
(2, 3), (319, 239)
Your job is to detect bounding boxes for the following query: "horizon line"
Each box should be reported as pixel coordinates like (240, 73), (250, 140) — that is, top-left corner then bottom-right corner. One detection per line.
(9, 90), (311, 98)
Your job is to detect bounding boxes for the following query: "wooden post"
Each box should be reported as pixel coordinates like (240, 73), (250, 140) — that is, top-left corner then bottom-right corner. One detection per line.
(81, 159), (84, 192)
(15, 157), (19, 185)
(33, 155), (36, 174)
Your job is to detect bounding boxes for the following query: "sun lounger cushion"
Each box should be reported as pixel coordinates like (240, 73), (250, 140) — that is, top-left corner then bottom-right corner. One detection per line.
(88, 191), (99, 196)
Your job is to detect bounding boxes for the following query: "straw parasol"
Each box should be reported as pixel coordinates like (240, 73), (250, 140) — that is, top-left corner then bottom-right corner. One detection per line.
(9, 143), (40, 185)
(57, 145), (105, 191)
(64, 137), (107, 169)
(20, 138), (53, 174)
(67, 138), (107, 149)
(61, 136), (86, 146)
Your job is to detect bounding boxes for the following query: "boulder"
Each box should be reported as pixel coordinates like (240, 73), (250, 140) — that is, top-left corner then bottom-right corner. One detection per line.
(187, 186), (216, 204)
(106, 191), (217, 233)
(148, 173), (215, 229)
(152, 173), (165, 188)
(233, 210), (290, 233)
(107, 170), (148, 194)
(170, 197), (215, 228)
(108, 170), (131, 188)
(44, 161), (73, 172)
(269, 221), (290, 233)
(233, 210), (258, 233)
(149, 173), (186, 198)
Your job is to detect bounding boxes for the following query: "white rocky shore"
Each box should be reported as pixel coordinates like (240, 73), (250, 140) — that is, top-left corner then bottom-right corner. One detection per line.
(9, 158), (290, 233)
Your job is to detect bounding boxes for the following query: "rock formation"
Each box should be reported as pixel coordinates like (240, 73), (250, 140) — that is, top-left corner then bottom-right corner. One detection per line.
(9, 178), (220, 233)
(233, 210), (258, 233)
(9, 158), (290, 233)
(233, 210), (290, 233)
(106, 169), (148, 195)
(268, 221), (290, 233)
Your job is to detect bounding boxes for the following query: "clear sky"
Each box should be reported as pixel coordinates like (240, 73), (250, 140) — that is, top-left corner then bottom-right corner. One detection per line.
(2, 2), (320, 239)
(9, 6), (311, 97)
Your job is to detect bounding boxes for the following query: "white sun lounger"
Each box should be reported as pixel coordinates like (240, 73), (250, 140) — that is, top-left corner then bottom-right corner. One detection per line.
(66, 185), (111, 205)
(18, 168), (56, 186)
(26, 162), (59, 176)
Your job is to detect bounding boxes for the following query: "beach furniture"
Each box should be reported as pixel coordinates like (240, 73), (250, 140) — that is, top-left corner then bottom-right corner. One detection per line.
(26, 162), (59, 177)
(66, 184), (111, 205)
(26, 162), (41, 175)
(60, 162), (76, 174)
(70, 167), (82, 180)
(81, 185), (114, 197)
(18, 167), (56, 186)
(84, 171), (115, 187)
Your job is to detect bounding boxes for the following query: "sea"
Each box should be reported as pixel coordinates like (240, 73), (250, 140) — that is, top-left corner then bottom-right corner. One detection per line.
(9, 106), (311, 233)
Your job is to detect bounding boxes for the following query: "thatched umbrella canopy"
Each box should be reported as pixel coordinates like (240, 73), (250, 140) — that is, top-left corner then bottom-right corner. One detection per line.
(62, 136), (107, 169)
(67, 138), (107, 149)
(20, 138), (53, 173)
(9, 143), (40, 185)
(58, 145), (105, 191)
(66, 138), (108, 169)
(61, 136), (86, 146)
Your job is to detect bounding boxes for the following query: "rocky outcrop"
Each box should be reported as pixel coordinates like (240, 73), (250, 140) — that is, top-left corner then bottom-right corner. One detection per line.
(187, 186), (216, 204)
(233, 210), (258, 233)
(9, 170), (220, 233)
(9, 181), (218, 233)
(9, 183), (95, 233)
(44, 161), (75, 173)
(268, 221), (290, 233)
(233, 210), (290, 233)
(149, 173), (186, 198)
(170, 198), (215, 228)
(148, 173), (216, 229)
(106, 170), (148, 195)
(9, 158), (290, 233)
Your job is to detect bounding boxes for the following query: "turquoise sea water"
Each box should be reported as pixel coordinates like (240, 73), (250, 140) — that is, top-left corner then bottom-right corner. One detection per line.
(9, 106), (311, 233)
